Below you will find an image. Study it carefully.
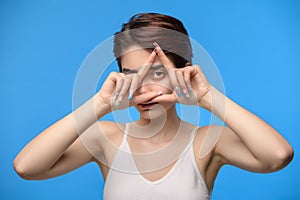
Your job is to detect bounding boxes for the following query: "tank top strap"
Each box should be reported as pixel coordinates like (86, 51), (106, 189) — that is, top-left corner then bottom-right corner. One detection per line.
(118, 123), (129, 150)
(171, 125), (198, 162)
(123, 123), (129, 138)
(188, 126), (199, 153)
(187, 125), (199, 162)
(116, 123), (129, 151)
(188, 126), (211, 196)
(190, 125), (199, 142)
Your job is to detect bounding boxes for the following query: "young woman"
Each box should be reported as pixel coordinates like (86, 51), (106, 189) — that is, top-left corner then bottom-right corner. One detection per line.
(14, 13), (294, 200)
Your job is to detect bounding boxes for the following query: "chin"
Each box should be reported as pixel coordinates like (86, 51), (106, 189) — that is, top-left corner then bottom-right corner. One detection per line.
(140, 109), (166, 119)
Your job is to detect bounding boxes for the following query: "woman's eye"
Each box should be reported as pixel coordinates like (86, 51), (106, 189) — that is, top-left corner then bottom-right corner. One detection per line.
(152, 71), (165, 80)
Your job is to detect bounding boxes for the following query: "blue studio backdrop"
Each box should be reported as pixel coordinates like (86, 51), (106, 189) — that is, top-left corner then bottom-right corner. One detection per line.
(1, 0), (299, 199)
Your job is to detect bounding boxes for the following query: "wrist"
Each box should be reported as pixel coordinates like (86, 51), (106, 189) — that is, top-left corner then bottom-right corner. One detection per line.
(197, 85), (214, 110)
(198, 85), (227, 119)
(197, 85), (224, 111)
(93, 95), (112, 118)
(72, 96), (110, 134)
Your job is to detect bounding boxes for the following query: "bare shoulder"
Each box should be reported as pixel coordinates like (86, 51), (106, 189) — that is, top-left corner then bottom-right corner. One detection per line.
(194, 125), (233, 158)
(194, 125), (230, 149)
(199, 125), (241, 159)
(97, 121), (125, 142)
(79, 121), (125, 162)
(95, 121), (126, 162)
(192, 125), (220, 160)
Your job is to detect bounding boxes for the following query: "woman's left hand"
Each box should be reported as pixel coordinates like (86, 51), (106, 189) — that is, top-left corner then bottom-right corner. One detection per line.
(152, 42), (212, 109)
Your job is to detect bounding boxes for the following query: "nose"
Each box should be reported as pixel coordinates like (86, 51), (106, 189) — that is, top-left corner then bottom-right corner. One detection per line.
(136, 81), (153, 95)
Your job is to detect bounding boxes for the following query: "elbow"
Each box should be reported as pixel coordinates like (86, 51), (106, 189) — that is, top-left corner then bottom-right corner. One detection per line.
(13, 159), (39, 180)
(13, 160), (30, 180)
(269, 146), (294, 172)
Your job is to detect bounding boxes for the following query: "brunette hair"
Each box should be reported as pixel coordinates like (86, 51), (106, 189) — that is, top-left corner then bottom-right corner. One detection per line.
(113, 13), (193, 72)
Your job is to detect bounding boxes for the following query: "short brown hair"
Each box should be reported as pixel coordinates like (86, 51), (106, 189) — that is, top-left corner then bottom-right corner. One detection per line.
(113, 13), (193, 71)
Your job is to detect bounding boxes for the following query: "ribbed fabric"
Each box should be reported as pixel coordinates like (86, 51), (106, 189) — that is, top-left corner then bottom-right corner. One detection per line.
(103, 123), (211, 200)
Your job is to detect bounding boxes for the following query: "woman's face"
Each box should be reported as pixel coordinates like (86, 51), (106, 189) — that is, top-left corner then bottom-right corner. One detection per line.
(121, 46), (175, 119)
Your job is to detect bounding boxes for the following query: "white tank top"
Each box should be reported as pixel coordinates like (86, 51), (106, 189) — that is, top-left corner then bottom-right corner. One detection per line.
(103, 123), (211, 200)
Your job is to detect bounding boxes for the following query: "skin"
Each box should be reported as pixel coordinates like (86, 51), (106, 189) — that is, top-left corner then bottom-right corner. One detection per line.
(13, 42), (294, 193)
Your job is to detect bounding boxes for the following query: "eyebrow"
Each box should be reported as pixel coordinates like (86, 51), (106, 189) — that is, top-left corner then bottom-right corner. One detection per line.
(122, 64), (165, 74)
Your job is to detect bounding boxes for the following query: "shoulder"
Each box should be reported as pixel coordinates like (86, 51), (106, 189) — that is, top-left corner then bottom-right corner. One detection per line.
(97, 121), (125, 137)
(96, 120), (126, 150)
(78, 121), (124, 158)
(191, 125), (230, 191)
(194, 125), (231, 146)
(194, 125), (239, 163)
(193, 125), (220, 158)
(192, 125), (233, 166)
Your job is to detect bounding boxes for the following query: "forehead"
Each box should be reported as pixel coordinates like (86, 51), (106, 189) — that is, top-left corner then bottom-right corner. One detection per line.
(120, 47), (162, 70)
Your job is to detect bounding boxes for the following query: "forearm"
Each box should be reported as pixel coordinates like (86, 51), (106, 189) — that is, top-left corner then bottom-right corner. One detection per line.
(202, 85), (293, 162)
(14, 96), (109, 176)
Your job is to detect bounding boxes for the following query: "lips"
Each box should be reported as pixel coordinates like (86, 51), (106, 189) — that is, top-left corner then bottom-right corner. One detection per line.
(138, 101), (159, 110)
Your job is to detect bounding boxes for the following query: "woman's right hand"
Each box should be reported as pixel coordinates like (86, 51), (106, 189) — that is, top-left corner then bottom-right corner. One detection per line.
(95, 49), (162, 111)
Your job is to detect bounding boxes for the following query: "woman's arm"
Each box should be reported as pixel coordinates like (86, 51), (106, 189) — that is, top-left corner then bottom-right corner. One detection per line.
(13, 50), (160, 180)
(203, 85), (294, 172)
(151, 43), (293, 172)
(13, 97), (110, 180)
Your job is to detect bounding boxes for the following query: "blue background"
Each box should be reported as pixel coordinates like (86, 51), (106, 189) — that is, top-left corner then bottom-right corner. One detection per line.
(1, 0), (299, 199)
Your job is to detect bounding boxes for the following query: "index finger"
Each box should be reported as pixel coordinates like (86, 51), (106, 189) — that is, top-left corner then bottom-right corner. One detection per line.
(137, 48), (157, 79)
(153, 42), (174, 69)
(153, 42), (180, 94)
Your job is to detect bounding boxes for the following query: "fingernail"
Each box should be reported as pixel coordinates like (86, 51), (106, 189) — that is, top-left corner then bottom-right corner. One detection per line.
(128, 90), (133, 100)
(183, 89), (190, 98)
(153, 42), (159, 47)
(175, 86), (182, 97)
(157, 91), (163, 96)
(153, 48), (157, 54)
(187, 84), (193, 92)
(118, 95), (123, 102)
(113, 92), (119, 101)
